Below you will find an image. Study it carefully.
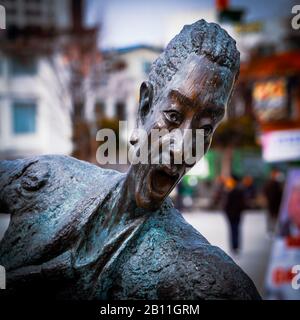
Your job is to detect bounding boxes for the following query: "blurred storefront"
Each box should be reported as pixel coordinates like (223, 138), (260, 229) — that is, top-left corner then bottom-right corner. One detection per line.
(239, 50), (300, 170)
(239, 50), (300, 299)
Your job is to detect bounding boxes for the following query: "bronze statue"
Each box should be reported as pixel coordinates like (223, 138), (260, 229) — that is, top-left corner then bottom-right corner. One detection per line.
(0, 20), (261, 299)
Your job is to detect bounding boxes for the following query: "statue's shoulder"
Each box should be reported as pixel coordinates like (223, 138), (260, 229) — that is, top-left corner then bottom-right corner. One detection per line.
(0, 155), (123, 219)
(0, 155), (120, 190)
(0, 155), (124, 271)
(104, 203), (261, 300)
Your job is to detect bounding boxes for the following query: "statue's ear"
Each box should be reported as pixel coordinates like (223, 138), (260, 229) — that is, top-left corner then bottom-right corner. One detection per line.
(138, 81), (153, 125)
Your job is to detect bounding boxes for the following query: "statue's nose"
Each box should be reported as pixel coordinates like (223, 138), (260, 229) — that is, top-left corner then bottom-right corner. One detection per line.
(169, 131), (198, 168)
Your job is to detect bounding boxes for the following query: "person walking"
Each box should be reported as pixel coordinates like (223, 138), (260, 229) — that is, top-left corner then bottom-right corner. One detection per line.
(263, 168), (283, 235)
(224, 176), (246, 255)
(242, 175), (256, 209)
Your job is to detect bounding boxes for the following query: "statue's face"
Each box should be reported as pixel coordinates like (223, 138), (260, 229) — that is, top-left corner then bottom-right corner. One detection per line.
(128, 54), (235, 210)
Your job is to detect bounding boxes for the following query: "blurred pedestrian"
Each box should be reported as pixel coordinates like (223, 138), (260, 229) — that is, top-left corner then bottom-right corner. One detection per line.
(263, 168), (283, 235)
(223, 176), (246, 255)
(211, 175), (225, 209)
(242, 175), (256, 209)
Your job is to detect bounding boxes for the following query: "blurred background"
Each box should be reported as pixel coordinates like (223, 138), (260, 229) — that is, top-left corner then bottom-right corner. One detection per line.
(0, 0), (300, 299)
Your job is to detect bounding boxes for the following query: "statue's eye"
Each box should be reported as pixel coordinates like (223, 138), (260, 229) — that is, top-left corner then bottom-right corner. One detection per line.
(200, 124), (213, 137)
(163, 110), (183, 125)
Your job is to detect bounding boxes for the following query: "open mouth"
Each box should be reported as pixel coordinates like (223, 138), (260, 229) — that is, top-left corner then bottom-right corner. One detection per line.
(151, 168), (179, 197)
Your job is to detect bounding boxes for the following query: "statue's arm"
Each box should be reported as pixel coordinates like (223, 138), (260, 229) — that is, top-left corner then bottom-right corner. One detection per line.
(0, 155), (115, 276)
(0, 157), (43, 215)
(4, 250), (74, 296)
(0, 156), (78, 271)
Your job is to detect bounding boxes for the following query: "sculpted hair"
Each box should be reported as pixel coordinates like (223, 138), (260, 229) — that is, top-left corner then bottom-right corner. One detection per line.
(148, 19), (240, 101)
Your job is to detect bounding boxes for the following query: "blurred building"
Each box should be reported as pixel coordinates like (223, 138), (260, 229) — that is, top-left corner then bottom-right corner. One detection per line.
(92, 45), (162, 137)
(1, 0), (72, 29)
(0, 0), (100, 160)
(0, 52), (73, 159)
(0, 0), (72, 159)
(84, 45), (161, 164)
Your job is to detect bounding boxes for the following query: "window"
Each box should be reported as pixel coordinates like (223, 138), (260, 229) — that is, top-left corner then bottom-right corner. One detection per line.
(10, 56), (37, 76)
(12, 101), (37, 134)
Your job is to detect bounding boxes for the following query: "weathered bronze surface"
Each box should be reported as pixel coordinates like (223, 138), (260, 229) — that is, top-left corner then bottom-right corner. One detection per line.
(0, 20), (261, 299)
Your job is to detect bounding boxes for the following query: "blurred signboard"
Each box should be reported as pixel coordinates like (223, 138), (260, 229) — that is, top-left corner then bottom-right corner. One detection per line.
(262, 129), (300, 162)
(253, 78), (288, 122)
(265, 169), (300, 300)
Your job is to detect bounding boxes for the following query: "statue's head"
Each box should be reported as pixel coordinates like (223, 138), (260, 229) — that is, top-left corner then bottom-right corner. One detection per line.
(128, 19), (240, 210)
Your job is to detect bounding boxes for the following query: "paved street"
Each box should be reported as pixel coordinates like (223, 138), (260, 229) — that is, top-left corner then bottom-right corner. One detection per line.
(183, 210), (273, 297)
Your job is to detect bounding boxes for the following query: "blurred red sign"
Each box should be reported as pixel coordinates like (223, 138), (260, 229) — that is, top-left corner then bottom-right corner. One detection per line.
(286, 236), (300, 248)
(272, 267), (295, 286)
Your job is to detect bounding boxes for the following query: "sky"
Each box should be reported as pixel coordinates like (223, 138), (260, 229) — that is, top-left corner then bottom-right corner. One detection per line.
(86, 0), (296, 49)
